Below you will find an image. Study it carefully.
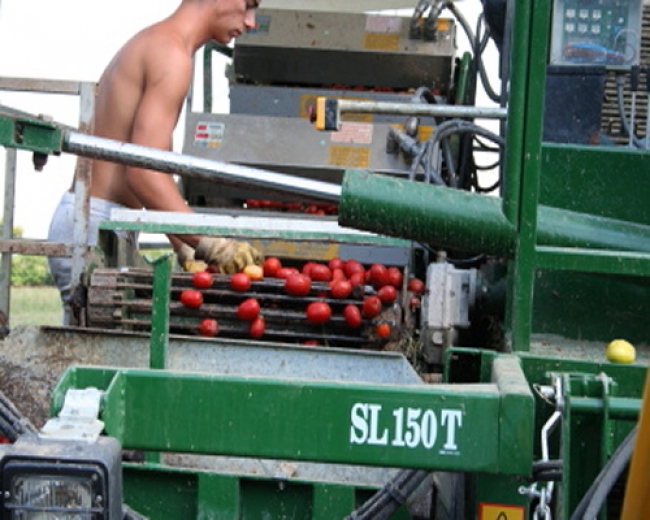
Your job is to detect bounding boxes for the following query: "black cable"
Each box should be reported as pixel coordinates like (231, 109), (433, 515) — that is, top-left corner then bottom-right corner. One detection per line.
(570, 425), (637, 520)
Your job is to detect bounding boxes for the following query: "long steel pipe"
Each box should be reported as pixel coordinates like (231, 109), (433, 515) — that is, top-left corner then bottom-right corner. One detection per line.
(64, 131), (342, 203)
(334, 99), (508, 120)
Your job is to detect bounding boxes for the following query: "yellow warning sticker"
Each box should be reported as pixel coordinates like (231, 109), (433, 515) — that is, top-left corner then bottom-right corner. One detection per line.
(328, 146), (371, 168)
(479, 503), (525, 520)
(250, 239), (339, 261)
(363, 33), (400, 51)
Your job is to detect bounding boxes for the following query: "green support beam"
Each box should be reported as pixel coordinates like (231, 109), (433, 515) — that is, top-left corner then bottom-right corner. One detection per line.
(52, 358), (534, 476)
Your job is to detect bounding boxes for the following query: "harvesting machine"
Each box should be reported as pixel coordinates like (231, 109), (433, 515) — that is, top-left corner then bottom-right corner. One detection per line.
(0, 0), (649, 518)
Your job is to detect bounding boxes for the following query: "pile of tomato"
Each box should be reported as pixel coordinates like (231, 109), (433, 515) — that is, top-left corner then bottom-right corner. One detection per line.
(178, 256), (425, 346)
(245, 199), (338, 215)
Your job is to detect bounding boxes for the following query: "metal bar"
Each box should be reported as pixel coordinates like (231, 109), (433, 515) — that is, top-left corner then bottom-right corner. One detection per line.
(0, 77), (85, 95)
(568, 396), (641, 419)
(338, 169), (650, 258)
(0, 239), (71, 256)
(69, 82), (96, 327)
(536, 247), (650, 276)
(148, 256), (172, 370)
(64, 131), (341, 203)
(0, 148), (16, 320)
(100, 210), (410, 247)
(334, 99), (507, 120)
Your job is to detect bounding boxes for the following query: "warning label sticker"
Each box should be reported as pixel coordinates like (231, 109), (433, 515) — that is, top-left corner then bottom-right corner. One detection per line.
(479, 503), (525, 520)
(194, 122), (224, 148)
(330, 122), (373, 145)
(328, 146), (370, 168)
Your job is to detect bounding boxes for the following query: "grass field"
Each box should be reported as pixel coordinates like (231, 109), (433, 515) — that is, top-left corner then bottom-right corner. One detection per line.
(9, 286), (62, 326)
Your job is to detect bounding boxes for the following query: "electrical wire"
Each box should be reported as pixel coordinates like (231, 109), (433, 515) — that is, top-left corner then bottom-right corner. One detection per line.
(615, 72), (645, 148)
(569, 425), (637, 520)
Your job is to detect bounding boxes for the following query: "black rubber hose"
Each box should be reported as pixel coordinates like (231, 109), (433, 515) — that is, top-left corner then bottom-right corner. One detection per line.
(570, 426), (637, 520)
(346, 469), (430, 520)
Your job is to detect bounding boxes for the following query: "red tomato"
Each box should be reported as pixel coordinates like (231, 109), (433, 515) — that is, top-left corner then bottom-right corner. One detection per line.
(249, 316), (265, 338)
(328, 257), (345, 271)
(206, 265), (219, 274)
(301, 262), (317, 276)
(344, 259), (365, 278)
(284, 273), (312, 296)
(180, 289), (203, 308)
(376, 322), (391, 339)
(237, 298), (260, 321)
(192, 271), (213, 289)
(306, 301), (332, 324)
(310, 264), (332, 282)
(410, 296), (421, 310)
(243, 264), (264, 281)
(303, 339), (319, 346)
(329, 279), (352, 299)
(343, 304), (362, 328)
(275, 267), (298, 279)
(407, 277), (425, 295)
(386, 267), (403, 288)
(362, 296), (382, 319)
(349, 272), (365, 287)
(331, 268), (346, 281)
(198, 318), (219, 337)
(368, 263), (387, 288)
(263, 257), (282, 277)
(230, 272), (251, 292)
(377, 285), (397, 305)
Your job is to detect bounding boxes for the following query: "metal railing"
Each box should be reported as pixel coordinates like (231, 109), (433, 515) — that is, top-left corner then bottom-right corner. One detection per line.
(0, 77), (96, 325)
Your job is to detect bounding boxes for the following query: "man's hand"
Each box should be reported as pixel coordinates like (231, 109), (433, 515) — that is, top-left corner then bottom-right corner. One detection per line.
(195, 237), (263, 274)
(176, 243), (208, 273)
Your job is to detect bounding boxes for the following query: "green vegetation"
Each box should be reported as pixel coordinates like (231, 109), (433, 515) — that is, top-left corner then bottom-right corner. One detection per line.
(12, 255), (54, 286)
(10, 286), (62, 326)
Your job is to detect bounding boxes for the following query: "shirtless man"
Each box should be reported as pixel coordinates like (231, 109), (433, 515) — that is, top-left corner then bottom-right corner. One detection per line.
(48, 0), (263, 318)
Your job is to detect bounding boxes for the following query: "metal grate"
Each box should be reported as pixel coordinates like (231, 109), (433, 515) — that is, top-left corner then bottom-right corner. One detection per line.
(600, 3), (650, 145)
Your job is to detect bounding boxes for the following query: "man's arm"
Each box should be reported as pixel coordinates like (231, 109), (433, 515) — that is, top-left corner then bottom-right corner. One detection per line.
(125, 43), (202, 247)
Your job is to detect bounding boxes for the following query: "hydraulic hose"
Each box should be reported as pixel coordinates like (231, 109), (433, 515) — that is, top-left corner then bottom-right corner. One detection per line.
(0, 389), (36, 441)
(345, 469), (430, 520)
(570, 426), (637, 520)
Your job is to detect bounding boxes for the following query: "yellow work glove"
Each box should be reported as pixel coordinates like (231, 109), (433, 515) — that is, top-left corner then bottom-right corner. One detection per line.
(194, 237), (263, 274)
(176, 243), (208, 273)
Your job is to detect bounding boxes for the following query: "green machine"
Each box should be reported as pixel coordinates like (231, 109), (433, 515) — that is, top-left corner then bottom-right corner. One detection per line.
(0, 0), (649, 518)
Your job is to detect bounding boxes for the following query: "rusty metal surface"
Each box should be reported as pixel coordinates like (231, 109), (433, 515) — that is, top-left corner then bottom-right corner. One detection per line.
(87, 267), (405, 350)
(0, 239), (71, 256)
(0, 325), (421, 428)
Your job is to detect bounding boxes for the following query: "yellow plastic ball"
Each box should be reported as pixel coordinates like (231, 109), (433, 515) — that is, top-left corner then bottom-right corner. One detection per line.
(605, 339), (636, 364)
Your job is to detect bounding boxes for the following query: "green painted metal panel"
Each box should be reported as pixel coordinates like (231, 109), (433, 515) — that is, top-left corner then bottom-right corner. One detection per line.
(100, 370), (501, 472)
(198, 474), (240, 520)
(312, 485), (356, 520)
(540, 144), (650, 226)
(123, 466), (198, 519)
(531, 270), (650, 344)
(491, 356), (535, 476)
(54, 365), (540, 474)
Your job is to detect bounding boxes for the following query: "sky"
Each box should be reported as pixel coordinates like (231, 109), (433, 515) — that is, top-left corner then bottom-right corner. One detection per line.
(0, 0), (495, 239)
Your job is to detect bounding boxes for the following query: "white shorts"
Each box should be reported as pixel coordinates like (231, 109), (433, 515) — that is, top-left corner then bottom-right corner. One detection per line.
(47, 191), (138, 316)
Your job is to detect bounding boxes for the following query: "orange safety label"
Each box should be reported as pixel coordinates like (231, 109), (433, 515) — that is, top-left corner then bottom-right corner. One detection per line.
(479, 503), (525, 520)
(327, 146), (371, 168)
